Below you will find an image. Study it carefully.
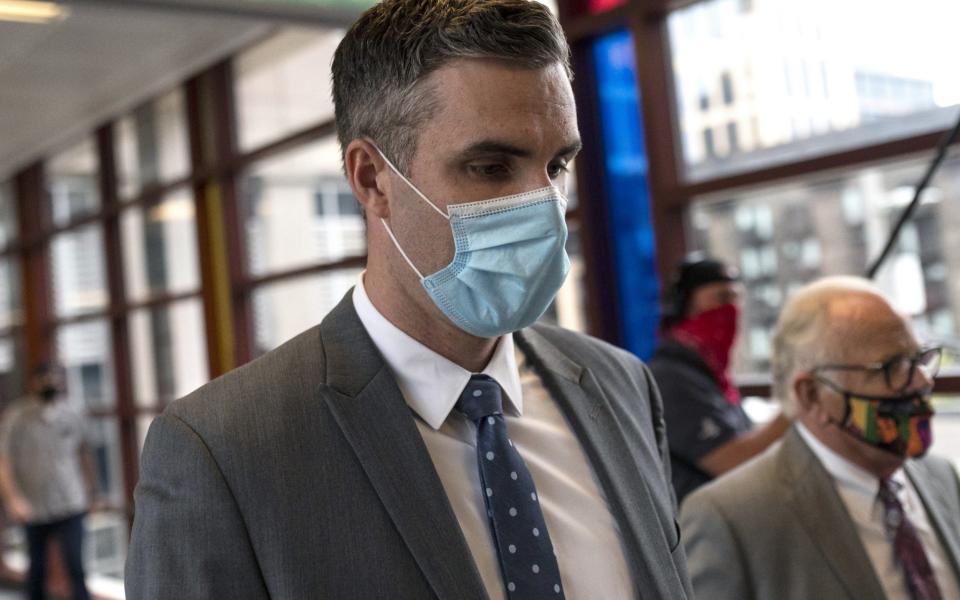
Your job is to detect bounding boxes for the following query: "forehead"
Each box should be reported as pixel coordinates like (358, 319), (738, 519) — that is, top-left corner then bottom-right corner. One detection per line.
(419, 58), (578, 151)
(828, 296), (919, 363)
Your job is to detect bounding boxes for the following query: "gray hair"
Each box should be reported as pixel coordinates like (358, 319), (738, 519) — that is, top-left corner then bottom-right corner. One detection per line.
(331, 0), (571, 175)
(772, 276), (883, 415)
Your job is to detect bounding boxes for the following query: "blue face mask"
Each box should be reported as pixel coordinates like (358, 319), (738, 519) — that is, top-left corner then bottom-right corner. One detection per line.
(377, 151), (570, 338)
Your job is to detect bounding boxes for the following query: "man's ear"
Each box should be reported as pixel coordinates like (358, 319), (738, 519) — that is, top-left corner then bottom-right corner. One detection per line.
(344, 138), (391, 219)
(793, 374), (820, 415)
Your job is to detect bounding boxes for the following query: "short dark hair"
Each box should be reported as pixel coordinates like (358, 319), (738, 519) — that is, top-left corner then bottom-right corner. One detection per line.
(332, 0), (571, 175)
(660, 257), (740, 329)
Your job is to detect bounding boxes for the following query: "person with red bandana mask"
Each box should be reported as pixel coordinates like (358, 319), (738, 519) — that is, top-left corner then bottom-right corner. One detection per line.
(649, 257), (790, 503)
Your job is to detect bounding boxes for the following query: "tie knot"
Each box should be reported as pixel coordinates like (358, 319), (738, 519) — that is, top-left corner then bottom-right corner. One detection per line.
(878, 477), (904, 509)
(456, 375), (504, 421)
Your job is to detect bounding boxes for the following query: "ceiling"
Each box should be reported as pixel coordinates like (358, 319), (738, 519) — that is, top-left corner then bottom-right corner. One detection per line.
(0, 1), (298, 179)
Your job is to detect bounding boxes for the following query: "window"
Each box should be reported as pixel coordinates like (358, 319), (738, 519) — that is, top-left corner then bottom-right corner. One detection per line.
(129, 299), (207, 410)
(703, 128), (716, 159)
(727, 122), (739, 152)
(721, 72), (734, 105)
(241, 138), (364, 277)
(0, 181), (17, 249)
(669, 0), (960, 181)
(50, 224), (108, 318)
(115, 89), (190, 200)
(690, 152), (960, 376)
(47, 138), (100, 228)
(121, 189), (201, 302)
(235, 28), (343, 152)
(252, 269), (361, 355)
(57, 320), (116, 411)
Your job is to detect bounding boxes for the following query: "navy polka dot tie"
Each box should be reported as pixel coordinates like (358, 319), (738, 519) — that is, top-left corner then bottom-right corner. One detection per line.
(457, 375), (565, 599)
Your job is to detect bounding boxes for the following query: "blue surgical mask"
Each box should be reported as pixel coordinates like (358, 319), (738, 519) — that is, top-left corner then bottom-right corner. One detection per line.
(377, 151), (570, 338)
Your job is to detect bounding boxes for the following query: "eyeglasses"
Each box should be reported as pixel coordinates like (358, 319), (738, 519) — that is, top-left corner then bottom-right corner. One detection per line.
(812, 347), (942, 393)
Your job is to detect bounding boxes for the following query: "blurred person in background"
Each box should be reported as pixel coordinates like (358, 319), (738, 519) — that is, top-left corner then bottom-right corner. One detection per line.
(649, 257), (790, 503)
(0, 362), (97, 600)
(681, 276), (960, 600)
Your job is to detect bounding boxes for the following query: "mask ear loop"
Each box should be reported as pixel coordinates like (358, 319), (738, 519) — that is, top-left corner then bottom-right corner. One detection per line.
(373, 144), (449, 220)
(368, 143), (450, 281)
(380, 218), (425, 280)
(814, 375), (852, 429)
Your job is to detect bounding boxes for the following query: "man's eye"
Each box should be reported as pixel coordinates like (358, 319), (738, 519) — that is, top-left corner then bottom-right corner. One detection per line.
(471, 164), (509, 177)
(548, 162), (570, 178)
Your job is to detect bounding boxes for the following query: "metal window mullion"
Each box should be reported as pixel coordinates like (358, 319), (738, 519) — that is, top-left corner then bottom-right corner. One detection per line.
(96, 124), (140, 518)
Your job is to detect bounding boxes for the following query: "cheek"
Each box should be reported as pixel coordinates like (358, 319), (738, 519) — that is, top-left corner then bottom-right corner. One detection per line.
(393, 207), (455, 275)
(814, 395), (846, 424)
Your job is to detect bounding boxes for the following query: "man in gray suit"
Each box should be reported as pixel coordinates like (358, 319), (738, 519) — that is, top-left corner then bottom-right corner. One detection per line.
(681, 276), (960, 600)
(126, 1), (691, 598)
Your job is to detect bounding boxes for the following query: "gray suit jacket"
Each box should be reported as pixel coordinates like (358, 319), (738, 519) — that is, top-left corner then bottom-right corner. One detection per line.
(126, 292), (692, 599)
(680, 426), (960, 600)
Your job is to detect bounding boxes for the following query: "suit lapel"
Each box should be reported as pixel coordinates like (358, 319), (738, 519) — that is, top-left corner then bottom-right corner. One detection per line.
(515, 328), (689, 600)
(779, 428), (886, 600)
(319, 293), (487, 600)
(905, 459), (960, 581)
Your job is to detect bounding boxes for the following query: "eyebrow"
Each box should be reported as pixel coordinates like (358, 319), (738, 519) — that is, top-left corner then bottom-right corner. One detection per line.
(457, 139), (583, 160)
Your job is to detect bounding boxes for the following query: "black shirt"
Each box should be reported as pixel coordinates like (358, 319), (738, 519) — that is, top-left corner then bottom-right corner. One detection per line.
(648, 339), (753, 504)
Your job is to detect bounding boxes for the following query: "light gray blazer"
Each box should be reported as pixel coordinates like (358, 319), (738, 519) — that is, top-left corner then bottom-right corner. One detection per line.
(680, 426), (960, 600)
(125, 292), (692, 599)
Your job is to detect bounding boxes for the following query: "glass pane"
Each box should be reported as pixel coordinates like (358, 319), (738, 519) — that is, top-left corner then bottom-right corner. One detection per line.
(51, 224), (108, 318)
(0, 180), (17, 249)
(137, 414), (157, 454)
(252, 268), (362, 355)
(115, 89), (190, 199)
(241, 137), (365, 277)
(57, 320), (116, 411)
(689, 151), (960, 377)
(122, 189), (200, 301)
(47, 137), (100, 227)
(235, 28), (342, 152)
(85, 510), (129, 583)
(592, 30), (659, 360)
(0, 257), (22, 330)
(669, 0), (960, 181)
(0, 335), (24, 407)
(88, 417), (124, 507)
(129, 299), (208, 409)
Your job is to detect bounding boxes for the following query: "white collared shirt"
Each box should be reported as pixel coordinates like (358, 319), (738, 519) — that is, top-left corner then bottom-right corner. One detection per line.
(797, 424), (960, 599)
(352, 274), (635, 600)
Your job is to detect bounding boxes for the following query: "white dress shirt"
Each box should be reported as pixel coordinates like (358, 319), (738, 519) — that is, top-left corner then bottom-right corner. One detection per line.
(797, 424), (960, 599)
(353, 274), (635, 600)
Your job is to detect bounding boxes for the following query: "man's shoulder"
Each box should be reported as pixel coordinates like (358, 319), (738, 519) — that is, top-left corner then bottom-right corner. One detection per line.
(528, 321), (644, 371)
(909, 452), (960, 489)
(166, 324), (328, 427)
(1, 398), (34, 424)
(682, 438), (786, 518)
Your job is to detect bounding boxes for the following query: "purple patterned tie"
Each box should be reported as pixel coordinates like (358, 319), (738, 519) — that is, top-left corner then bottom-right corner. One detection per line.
(877, 478), (943, 600)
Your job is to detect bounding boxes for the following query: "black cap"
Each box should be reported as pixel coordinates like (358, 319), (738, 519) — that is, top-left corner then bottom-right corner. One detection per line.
(675, 258), (739, 296)
(661, 257), (739, 327)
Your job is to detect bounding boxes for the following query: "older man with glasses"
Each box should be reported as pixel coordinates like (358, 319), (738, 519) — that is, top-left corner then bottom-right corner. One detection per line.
(680, 276), (960, 600)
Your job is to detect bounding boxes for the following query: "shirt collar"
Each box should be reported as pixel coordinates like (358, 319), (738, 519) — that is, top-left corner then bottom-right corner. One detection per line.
(352, 272), (523, 430)
(796, 423), (907, 499)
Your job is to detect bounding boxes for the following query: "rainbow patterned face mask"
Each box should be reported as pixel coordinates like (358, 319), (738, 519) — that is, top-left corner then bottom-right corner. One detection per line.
(835, 389), (935, 458)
